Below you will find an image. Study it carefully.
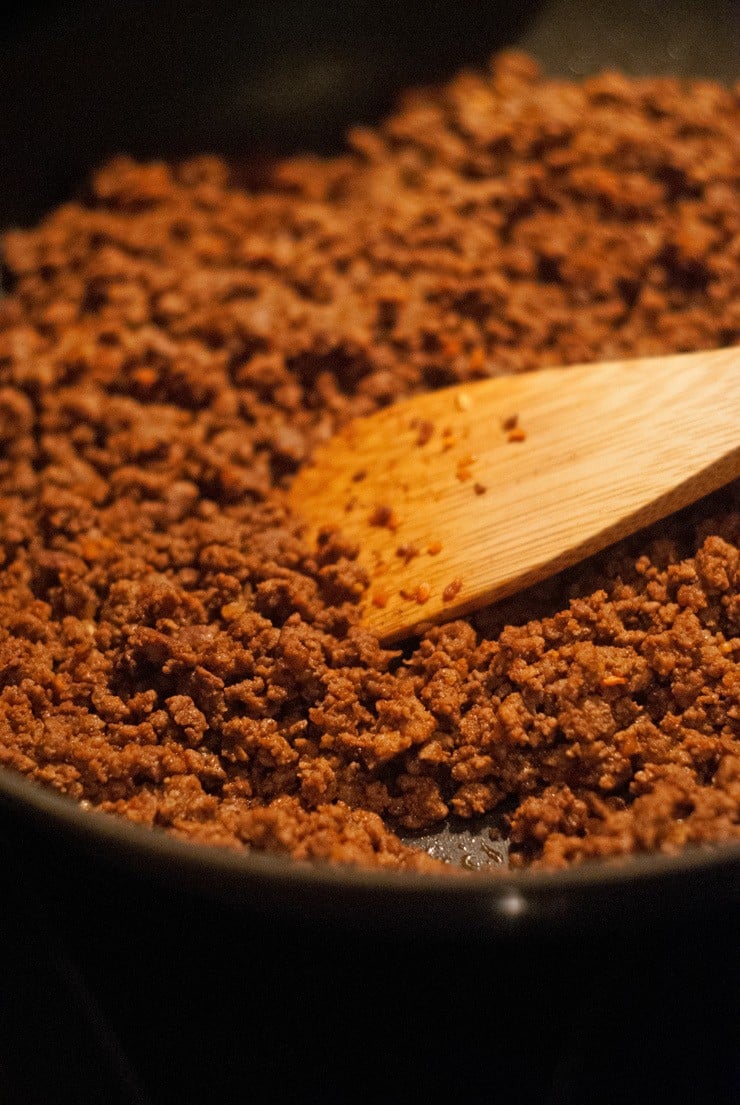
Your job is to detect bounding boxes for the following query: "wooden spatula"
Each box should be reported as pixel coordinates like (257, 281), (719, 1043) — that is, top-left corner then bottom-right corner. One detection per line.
(289, 348), (739, 643)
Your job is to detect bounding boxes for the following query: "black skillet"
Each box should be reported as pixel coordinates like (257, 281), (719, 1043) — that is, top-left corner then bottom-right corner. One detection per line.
(0, 0), (738, 946)
(1, 6), (739, 1103)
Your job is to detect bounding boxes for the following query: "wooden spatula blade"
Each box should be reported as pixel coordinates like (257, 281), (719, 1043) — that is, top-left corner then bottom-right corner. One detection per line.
(289, 348), (739, 642)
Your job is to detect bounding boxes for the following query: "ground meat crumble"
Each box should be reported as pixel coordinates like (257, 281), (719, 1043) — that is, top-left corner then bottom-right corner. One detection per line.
(0, 53), (738, 872)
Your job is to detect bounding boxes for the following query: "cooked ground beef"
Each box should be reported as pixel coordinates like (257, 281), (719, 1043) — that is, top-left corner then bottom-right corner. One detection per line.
(0, 53), (738, 872)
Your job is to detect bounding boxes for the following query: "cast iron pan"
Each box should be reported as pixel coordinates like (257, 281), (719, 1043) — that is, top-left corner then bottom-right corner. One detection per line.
(0, 0), (738, 937)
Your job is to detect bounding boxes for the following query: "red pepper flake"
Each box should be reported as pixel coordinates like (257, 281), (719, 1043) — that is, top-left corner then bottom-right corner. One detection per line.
(132, 367), (158, 388)
(351, 468), (367, 482)
(502, 413), (519, 432)
(473, 482), (487, 495)
(396, 543), (420, 563)
(368, 504), (400, 531)
(399, 586), (416, 601)
(372, 590), (389, 608)
(507, 427), (527, 443)
(344, 496), (358, 512)
(442, 578), (463, 602)
(456, 468), (474, 482)
(601, 674), (628, 687)
(427, 541), (443, 555)
(415, 582), (431, 604)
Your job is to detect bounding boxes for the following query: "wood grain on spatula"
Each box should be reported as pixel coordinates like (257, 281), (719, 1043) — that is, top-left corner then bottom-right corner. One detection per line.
(289, 348), (739, 643)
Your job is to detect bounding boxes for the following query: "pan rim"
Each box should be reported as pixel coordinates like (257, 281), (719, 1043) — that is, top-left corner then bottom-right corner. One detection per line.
(2, 762), (739, 905)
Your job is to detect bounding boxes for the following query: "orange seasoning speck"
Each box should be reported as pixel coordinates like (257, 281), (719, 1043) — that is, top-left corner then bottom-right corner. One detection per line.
(455, 454), (475, 480)
(442, 433), (457, 451)
(601, 675), (628, 687)
(132, 367), (158, 388)
(427, 541), (443, 555)
(415, 582), (431, 604)
(507, 427), (527, 443)
(372, 590), (389, 608)
(80, 537), (115, 561)
(469, 347), (486, 371)
(442, 578), (463, 602)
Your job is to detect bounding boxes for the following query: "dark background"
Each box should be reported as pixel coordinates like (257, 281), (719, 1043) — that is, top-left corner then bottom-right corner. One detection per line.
(0, 0), (738, 224)
(0, 1), (739, 1102)
(2, 816), (740, 1105)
